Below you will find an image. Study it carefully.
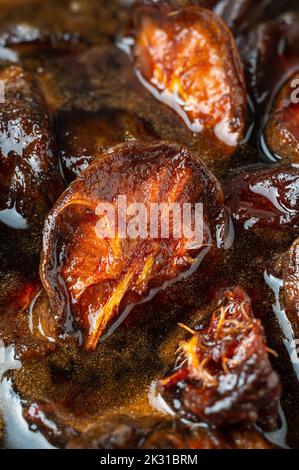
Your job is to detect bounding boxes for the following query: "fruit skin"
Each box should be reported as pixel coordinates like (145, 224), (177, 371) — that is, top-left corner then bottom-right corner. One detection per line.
(224, 165), (299, 234)
(129, 2), (246, 155)
(0, 65), (64, 230)
(40, 141), (229, 351)
(159, 287), (281, 430)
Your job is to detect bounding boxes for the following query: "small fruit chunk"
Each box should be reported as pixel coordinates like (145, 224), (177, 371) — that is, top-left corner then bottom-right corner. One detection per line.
(40, 141), (229, 350)
(159, 287), (281, 429)
(129, 3), (246, 153)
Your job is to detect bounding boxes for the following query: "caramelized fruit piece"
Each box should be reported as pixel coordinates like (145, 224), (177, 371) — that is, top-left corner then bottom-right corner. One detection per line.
(265, 72), (299, 164)
(240, 12), (299, 109)
(0, 66), (64, 229)
(224, 165), (299, 233)
(159, 287), (281, 429)
(66, 415), (273, 449)
(56, 109), (155, 183)
(282, 238), (299, 334)
(40, 141), (229, 351)
(129, 3), (246, 153)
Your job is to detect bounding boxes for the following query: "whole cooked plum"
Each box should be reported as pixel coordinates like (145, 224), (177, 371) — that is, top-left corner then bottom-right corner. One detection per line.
(40, 141), (230, 350)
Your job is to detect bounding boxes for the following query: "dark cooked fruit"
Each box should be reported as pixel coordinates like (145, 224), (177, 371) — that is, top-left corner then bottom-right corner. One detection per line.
(56, 109), (155, 182)
(265, 72), (299, 163)
(0, 65), (64, 230)
(224, 165), (299, 233)
(40, 141), (229, 351)
(129, 3), (246, 154)
(159, 287), (281, 429)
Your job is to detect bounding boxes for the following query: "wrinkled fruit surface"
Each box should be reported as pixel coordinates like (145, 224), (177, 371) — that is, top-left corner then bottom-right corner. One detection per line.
(0, 65), (64, 230)
(130, 3), (246, 152)
(159, 287), (281, 429)
(40, 141), (229, 351)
